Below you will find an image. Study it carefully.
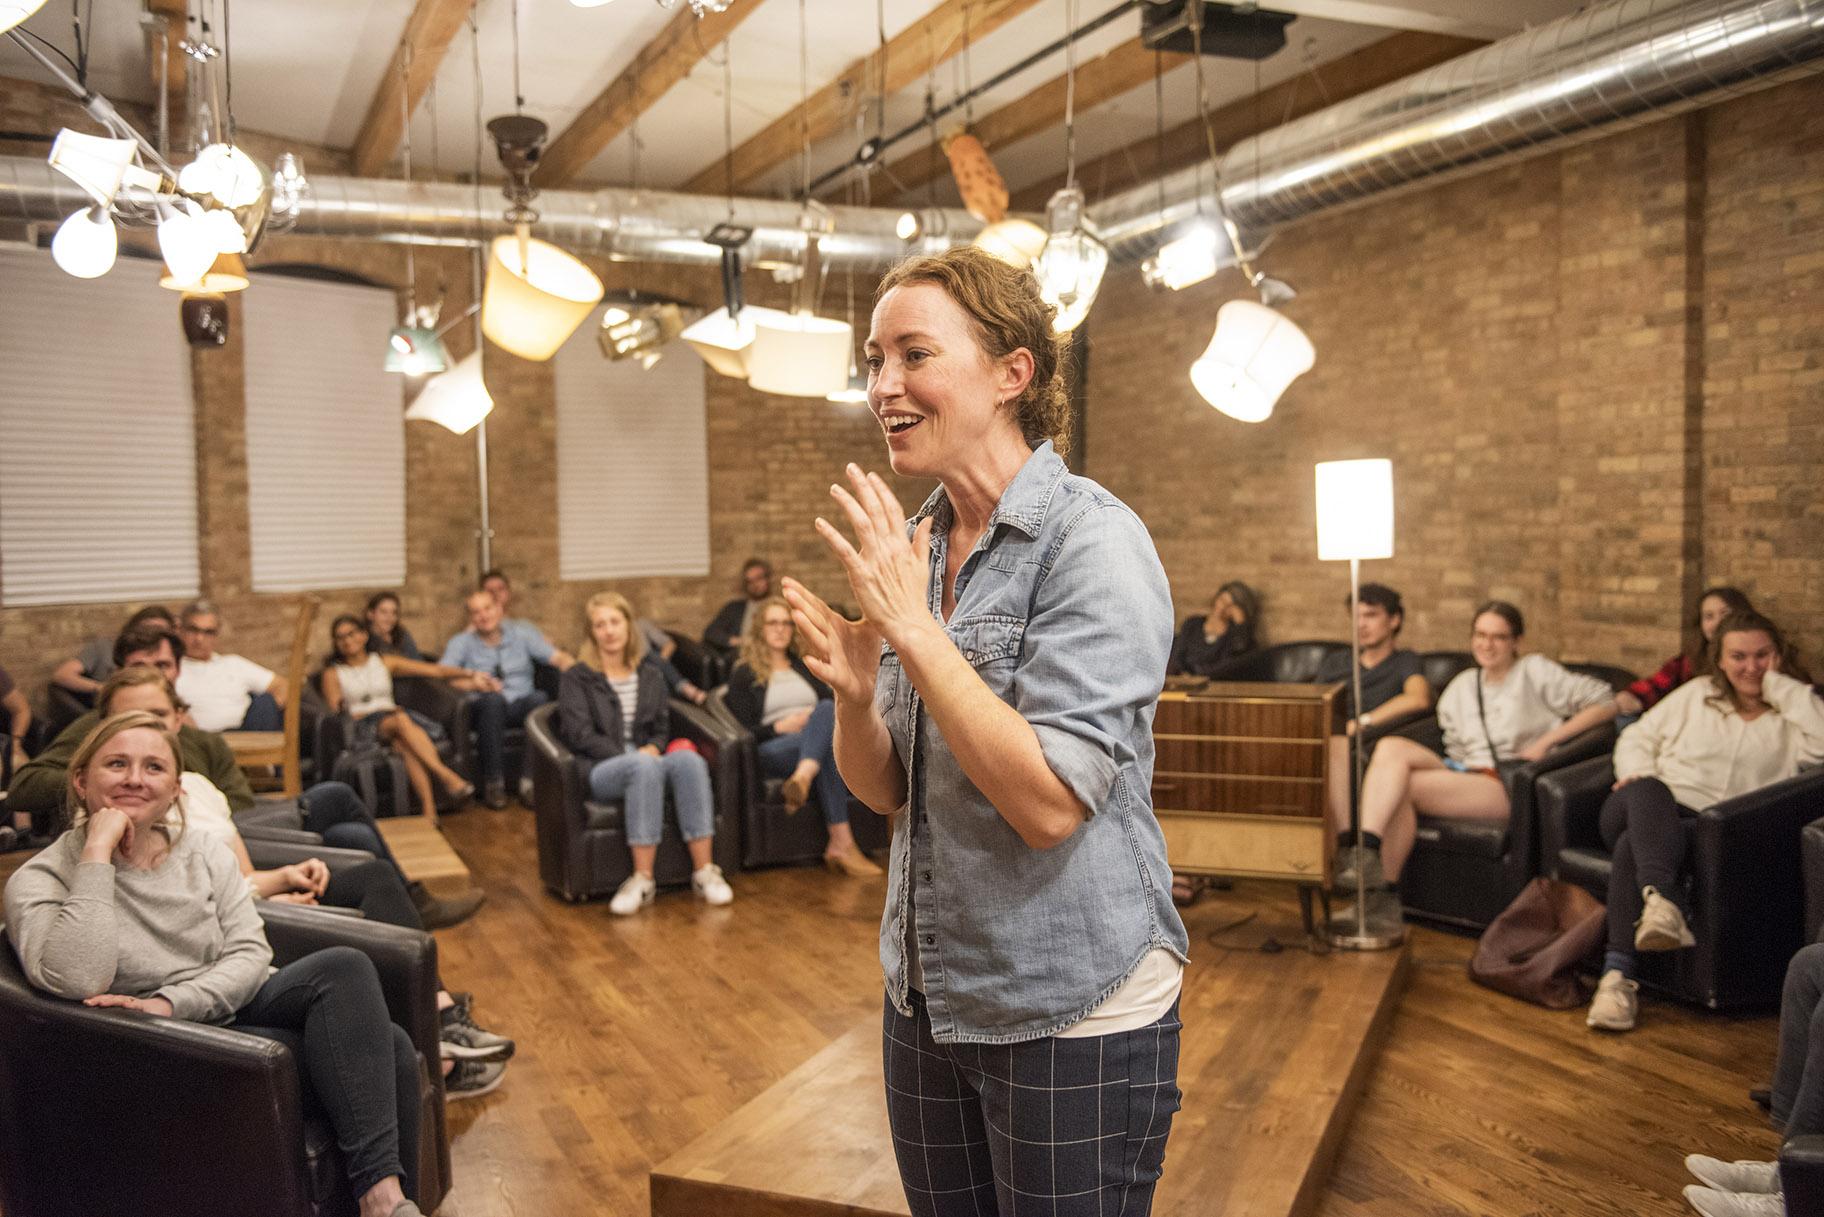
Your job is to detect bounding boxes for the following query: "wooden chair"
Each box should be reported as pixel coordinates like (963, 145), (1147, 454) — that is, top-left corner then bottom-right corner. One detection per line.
(224, 597), (320, 799)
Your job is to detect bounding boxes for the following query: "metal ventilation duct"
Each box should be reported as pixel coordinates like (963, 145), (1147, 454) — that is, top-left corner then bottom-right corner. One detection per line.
(1088, 0), (1824, 257)
(0, 0), (1820, 269)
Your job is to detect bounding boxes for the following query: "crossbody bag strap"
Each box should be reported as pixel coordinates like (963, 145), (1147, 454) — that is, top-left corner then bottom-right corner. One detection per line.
(1474, 669), (1502, 763)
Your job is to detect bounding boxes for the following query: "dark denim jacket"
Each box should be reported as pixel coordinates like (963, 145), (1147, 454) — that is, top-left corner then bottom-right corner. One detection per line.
(875, 442), (1188, 1044)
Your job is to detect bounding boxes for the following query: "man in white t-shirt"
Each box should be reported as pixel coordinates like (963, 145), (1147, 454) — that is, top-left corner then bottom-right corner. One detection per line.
(173, 599), (289, 732)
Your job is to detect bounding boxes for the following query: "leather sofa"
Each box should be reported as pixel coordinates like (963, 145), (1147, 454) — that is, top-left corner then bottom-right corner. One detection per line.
(1394, 661), (1633, 930)
(1204, 640), (1350, 684)
(1539, 756), (1824, 1009)
(705, 687), (891, 869)
(0, 903), (447, 1217)
(524, 699), (743, 901)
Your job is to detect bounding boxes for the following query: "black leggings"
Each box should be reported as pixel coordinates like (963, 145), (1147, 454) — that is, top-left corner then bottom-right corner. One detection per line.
(233, 946), (421, 1201)
(1599, 777), (1696, 957)
(1775, 943), (1824, 1139)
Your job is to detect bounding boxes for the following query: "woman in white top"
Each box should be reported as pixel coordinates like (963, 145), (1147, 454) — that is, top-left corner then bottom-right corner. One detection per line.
(1587, 610), (1824, 1033)
(1345, 601), (1618, 906)
(322, 615), (483, 824)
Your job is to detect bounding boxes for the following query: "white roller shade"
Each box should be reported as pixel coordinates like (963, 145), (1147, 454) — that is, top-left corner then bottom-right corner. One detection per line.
(554, 317), (710, 581)
(0, 249), (199, 607)
(242, 274), (406, 592)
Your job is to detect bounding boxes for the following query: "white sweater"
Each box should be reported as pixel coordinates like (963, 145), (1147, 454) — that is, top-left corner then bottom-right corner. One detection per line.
(1613, 671), (1824, 810)
(1437, 653), (1614, 767)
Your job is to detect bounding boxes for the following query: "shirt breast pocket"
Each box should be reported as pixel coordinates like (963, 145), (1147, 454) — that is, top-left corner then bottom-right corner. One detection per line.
(948, 615), (1024, 696)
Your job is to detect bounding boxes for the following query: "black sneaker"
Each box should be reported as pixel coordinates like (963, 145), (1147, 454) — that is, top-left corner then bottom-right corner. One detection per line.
(440, 994), (515, 1061)
(482, 780), (509, 810)
(445, 1056), (507, 1100)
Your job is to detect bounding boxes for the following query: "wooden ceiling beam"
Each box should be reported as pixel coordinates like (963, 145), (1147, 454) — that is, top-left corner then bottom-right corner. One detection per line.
(680, 0), (1047, 198)
(874, 36), (1188, 207)
(533, 0), (762, 189)
(1008, 30), (1484, 212)
(349, 0), (473, 179)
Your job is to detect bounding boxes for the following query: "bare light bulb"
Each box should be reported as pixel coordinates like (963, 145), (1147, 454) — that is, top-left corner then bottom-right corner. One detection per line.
(51, 206), (118, 279)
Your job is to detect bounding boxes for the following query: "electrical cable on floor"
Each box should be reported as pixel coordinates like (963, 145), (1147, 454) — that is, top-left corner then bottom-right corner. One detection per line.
(1202, 909), (1263, 952)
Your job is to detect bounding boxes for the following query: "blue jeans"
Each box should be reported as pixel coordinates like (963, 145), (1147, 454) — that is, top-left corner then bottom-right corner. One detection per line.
(239, 691), (283, 731)
(233, 946), (419, 1201)
(757, 700), (849, 825)
(588, 748), (714, 847)
(470, 690), (549, 782)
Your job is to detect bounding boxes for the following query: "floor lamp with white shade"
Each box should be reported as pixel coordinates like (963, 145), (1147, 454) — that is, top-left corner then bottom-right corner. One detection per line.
(1316, 459), (1405, 951)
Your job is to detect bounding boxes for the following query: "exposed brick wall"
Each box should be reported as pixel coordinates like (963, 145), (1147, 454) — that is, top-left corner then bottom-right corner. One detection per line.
(1084, 73), (1824, 676)
(3, 70), (1821, 717)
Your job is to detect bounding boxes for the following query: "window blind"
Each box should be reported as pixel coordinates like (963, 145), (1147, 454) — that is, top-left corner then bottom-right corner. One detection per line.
(241, 274), (406, 592)
(0, 249), (200, 607)
(554, 316), (711, 581)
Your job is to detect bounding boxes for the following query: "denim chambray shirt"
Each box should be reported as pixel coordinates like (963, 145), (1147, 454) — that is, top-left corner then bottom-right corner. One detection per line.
(876, 441), (1188, 1045)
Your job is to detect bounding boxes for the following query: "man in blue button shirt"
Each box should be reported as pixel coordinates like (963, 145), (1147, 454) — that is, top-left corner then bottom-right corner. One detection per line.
(443, 588), (574, 808)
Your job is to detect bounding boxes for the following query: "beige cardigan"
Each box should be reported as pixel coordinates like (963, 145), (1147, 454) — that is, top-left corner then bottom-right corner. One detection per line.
(1613, 670), (1824, 809)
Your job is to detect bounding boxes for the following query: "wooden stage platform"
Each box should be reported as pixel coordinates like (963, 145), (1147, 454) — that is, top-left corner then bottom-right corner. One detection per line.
(652, 931), (1410, 1217)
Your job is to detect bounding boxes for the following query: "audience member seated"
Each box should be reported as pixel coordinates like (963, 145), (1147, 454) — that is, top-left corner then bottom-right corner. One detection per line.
(3, 711), (433, 1216)
(49, 603), (175, 706)
(1587, 610), (1824, 1033)
(557, 592), (732, 915)
(703, 557), (774, 653)
(724, 596), (881, 877)
(637, 617), (709, 706)
(1616, 586), (1757, 718)
(1681, 941), (1824, 1216)
(442, 588), (574, 809)
(365, 591), (425, 661)
(1341, 600), (1618, 934)
(479, 569), (554, 645)
(1166, 580), (1260, 678)
(325, 615), (483, 824)
(8, 621), (481, 929)
(1320, 581), (1431, 838)
(2, 659), (28, 772)
(97, 667), (514, 1085)
(174, 599), (287, 732)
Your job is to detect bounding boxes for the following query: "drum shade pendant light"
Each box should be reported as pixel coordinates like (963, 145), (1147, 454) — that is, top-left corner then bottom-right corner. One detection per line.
(478, 11), (603, 361)
(746, 2), (852, 398)
(1190, 299), (1313, 423)
(160, 251), (250, 293)
(683, 44), (774, 378)
(406, 349), (495, 434)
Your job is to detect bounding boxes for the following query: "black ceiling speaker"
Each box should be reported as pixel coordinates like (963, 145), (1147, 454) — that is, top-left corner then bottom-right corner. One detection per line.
(1141, 1), (1296, 61)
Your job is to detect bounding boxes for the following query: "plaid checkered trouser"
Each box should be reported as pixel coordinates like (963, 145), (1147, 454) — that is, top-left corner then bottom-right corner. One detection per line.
(883, 992), (1182, 1217)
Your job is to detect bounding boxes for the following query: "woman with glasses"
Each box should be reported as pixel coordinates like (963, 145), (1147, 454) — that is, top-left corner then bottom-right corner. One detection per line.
(322, 615), (486, 823)
(723, 596), (880, 877)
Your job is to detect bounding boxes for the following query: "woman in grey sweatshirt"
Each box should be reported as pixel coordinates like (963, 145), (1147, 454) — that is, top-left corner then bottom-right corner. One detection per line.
(3, 711), (429, 1217)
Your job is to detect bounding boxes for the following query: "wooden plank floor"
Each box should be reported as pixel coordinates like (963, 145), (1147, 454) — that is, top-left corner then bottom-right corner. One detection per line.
(0, 804), (1784, 1215)
(650, 919), (1408, 1217)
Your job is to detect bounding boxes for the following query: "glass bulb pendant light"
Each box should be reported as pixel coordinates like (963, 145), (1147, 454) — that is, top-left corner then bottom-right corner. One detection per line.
(51, 205), (118, 279)
(1034, 187), (1107, 333)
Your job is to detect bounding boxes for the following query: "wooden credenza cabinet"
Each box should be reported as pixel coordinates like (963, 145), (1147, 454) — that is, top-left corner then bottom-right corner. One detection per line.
(1152, 681), (1342, 889)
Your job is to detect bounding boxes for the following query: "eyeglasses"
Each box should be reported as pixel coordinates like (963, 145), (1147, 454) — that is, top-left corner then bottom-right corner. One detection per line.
(333, 630), (362, 642)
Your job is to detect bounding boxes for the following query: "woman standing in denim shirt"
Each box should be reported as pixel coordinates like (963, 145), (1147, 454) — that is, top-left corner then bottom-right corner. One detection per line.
(783, 247), (1188, 1217)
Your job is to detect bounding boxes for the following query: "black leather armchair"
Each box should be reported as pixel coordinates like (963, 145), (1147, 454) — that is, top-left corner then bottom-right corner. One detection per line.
(525, 699), (742, 901)
(664, 630), (729, 693)
(437, 663), (562, 791)
(1205, 640), (1350, 684)
(1394, 661), (1632, 930)
(1539, 756), (1824, 1009)
(0, 904), (447, 1217)
(705, 688), (891, 870)
(1803, 815), (1824, 946)
(1784, 1136), (1824, 1214)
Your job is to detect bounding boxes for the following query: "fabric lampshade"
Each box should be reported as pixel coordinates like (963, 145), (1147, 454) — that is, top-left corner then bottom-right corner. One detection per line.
(405, 350), (494, 435)
(747, 313), (854, 398)
(481, 233), (605, 361)
(1315, 459), (1394, 561)
(1190, 300), (1315, 423)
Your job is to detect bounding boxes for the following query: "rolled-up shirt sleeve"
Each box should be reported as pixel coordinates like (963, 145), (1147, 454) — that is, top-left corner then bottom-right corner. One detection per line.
(1012, 503), (1174, 818)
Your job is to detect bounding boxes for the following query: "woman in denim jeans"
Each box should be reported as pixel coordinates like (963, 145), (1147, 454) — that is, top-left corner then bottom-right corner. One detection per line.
(783, 246), (1188, 1217)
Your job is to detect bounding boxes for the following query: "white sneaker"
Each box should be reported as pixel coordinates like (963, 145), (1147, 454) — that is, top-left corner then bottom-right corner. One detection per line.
(1685, 1155), (1780, 1195)
(691, 863), (733, 906)
(1683, 1184), (1784, 1216)
(608, 872), (656, 916)
(1636, 885), (1697, 951)
(1586, 968), (1639, 1031)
